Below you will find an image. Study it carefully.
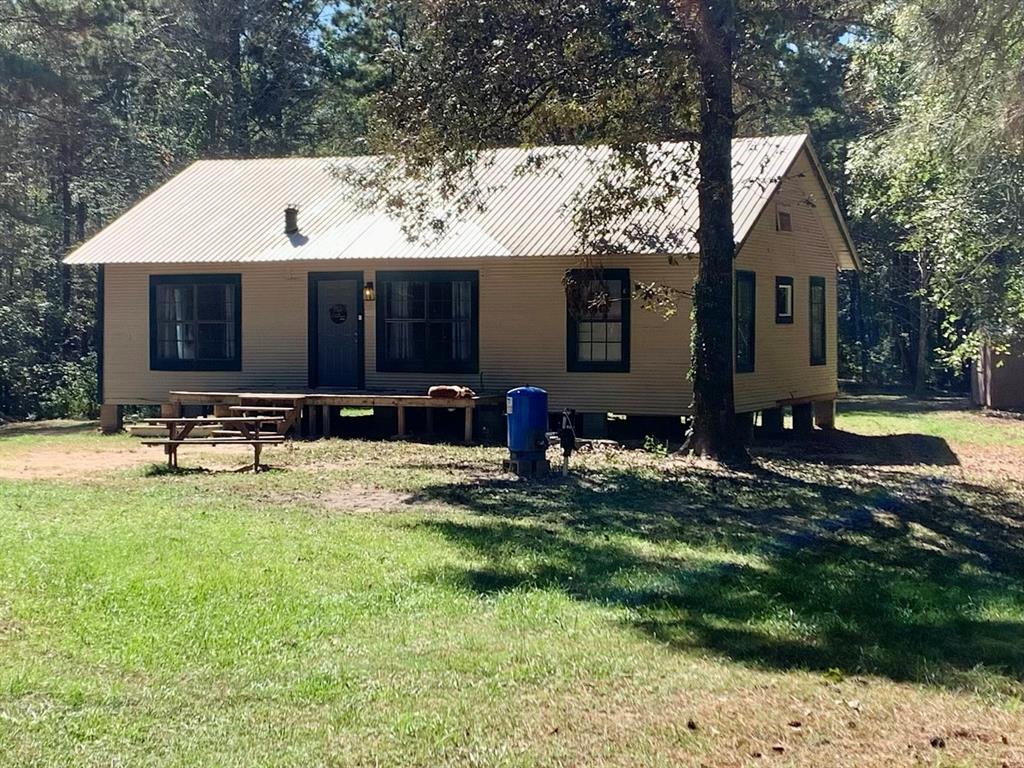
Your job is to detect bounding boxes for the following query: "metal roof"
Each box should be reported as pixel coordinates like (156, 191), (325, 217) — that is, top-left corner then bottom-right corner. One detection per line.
(64, 134), (856, 268)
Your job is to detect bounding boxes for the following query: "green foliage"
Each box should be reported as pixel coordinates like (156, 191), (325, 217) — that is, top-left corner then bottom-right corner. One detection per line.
(642, 434), (670, 457)
(3, 0), (1022, 413)
(846, 1), (1024, 387)
(40, 352), (98, 419)
(0, 0), (351, 418)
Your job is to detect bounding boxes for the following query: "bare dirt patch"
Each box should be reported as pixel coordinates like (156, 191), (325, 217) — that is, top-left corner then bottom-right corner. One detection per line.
(319, 485), (417, 514)
(0, 441), (260, 480)
(952, 442), (1024, 485)
(0, 443), (149, 479)
(528, 672), (1024, 768)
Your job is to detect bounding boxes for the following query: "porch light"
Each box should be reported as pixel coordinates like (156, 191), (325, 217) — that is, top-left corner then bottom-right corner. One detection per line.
(363, 281), (375, 302)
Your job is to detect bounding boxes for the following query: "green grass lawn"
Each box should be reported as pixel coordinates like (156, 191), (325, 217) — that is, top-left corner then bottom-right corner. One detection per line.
(840, 400), (1024, 447)
(0, 405), (1023, 767)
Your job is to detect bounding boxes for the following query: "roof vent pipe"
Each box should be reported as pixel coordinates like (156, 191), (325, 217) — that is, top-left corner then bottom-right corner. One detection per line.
(284, 206), (299, 235)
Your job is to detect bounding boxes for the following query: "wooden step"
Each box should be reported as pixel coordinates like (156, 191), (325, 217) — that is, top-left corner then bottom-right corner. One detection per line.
(212, 429), (278, 438)
(228, 405), (296, 413)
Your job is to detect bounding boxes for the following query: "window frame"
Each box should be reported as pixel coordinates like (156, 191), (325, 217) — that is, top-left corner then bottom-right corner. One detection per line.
(776, 206), (793, 233)
(375, 270), (480, 374)
(775, 276), (795, 324)
(149, 274), (242, 371)
(565, 268), (631, 373)
(809, 275), (827, 366)
(735, 270), (756, 374)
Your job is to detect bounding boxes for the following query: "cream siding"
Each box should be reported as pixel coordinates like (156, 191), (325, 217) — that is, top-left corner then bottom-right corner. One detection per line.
(732, 149), (840, 413)
(103, 255), (696, 413)
(102, 149), (844, 416)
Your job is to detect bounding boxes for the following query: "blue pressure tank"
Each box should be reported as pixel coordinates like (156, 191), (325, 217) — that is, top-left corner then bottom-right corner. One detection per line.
(506, 386), (548, 459)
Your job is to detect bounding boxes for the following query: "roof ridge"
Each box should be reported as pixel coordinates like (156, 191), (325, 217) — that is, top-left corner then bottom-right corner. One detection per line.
(186, 134), (809, 165)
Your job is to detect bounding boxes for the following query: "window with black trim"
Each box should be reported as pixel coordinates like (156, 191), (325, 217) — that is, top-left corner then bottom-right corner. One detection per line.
(810, 276), (827, 366)
(150, 274), (241, 371)
(775, 276), (794, 324)
(566, 269), (630, 372)
(376, 270), (478, 373)
(735, 270), (756, 373)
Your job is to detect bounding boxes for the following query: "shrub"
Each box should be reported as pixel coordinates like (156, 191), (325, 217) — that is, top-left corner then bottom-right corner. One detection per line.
(40, 353), (99, 419)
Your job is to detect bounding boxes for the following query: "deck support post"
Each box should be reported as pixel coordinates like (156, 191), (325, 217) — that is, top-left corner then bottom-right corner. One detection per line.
(792, 403), (815, 435)
(320, 405), (331, 437)
(161, 402), (182, 418)
(425, 408), (434, 435)
(760, 407), (784, 436)
(100, 404), (123, 434)
(396, 406), (407, 438)
(464, 407), (474, 444)
(814, 399), (836, 431)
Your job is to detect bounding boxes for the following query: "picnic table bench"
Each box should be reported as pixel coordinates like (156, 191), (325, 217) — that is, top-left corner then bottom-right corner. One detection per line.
(140, 416), (286, 472)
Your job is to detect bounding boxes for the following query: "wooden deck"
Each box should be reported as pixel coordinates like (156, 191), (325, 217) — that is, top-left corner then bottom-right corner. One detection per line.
(166, 390), (506, 443)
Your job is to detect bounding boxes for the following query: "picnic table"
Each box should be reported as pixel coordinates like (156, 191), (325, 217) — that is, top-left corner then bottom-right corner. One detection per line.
(139, 416), (286, 472)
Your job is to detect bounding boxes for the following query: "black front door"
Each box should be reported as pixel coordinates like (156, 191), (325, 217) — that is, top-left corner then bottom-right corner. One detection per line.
(309, 273), (362, 388)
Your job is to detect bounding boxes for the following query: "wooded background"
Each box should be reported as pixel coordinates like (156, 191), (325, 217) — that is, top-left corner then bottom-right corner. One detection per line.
(1, 0), (1021, 419)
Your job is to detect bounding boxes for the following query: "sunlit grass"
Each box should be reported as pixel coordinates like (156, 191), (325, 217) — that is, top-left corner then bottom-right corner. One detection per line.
(0, 405), (1022, 766)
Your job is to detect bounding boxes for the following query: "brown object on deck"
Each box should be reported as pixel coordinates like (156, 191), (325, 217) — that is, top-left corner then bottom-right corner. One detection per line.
(427, 385), (476, 399)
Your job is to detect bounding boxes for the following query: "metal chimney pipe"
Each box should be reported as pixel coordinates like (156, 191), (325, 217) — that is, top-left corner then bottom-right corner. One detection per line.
(284, 206), (299, 235)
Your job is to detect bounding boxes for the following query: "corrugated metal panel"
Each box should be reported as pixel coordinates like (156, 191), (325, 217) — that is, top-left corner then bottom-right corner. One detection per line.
(66, 135), (819, 266)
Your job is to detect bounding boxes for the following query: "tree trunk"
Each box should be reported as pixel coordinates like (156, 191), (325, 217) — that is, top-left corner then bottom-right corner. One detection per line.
(913, 257), (932, 396)
(227, 3), (247, 154)
(203, 1), (247, 154)
(852, 271), (868, 382)
(914, 296), (931, 396)
(681, 0), (747, 462)
(60, 139), (72, 314)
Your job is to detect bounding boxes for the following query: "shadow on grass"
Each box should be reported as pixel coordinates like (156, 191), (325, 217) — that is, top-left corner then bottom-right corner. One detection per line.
(838, 394), (974, 414)
(143, 464), (212, 477)
(410, 459), (1024, 692)
(0, 420), (99, 439)
(755, 429), (960, 467)
(143, 463), (285, 477)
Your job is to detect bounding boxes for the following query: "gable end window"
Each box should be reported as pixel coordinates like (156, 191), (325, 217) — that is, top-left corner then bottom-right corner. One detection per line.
(775, 276), (794, 324)
(809, 276), (827, 366)
(735, 270), (756, 374)
(376, 270), (479, 373)
(776, 207), (793, 232)
(566, 269), (630, 373)
(149, 274), (241, 371)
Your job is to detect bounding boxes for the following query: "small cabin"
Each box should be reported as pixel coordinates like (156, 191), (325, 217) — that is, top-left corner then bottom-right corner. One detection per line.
(65, 134), (859, 437)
